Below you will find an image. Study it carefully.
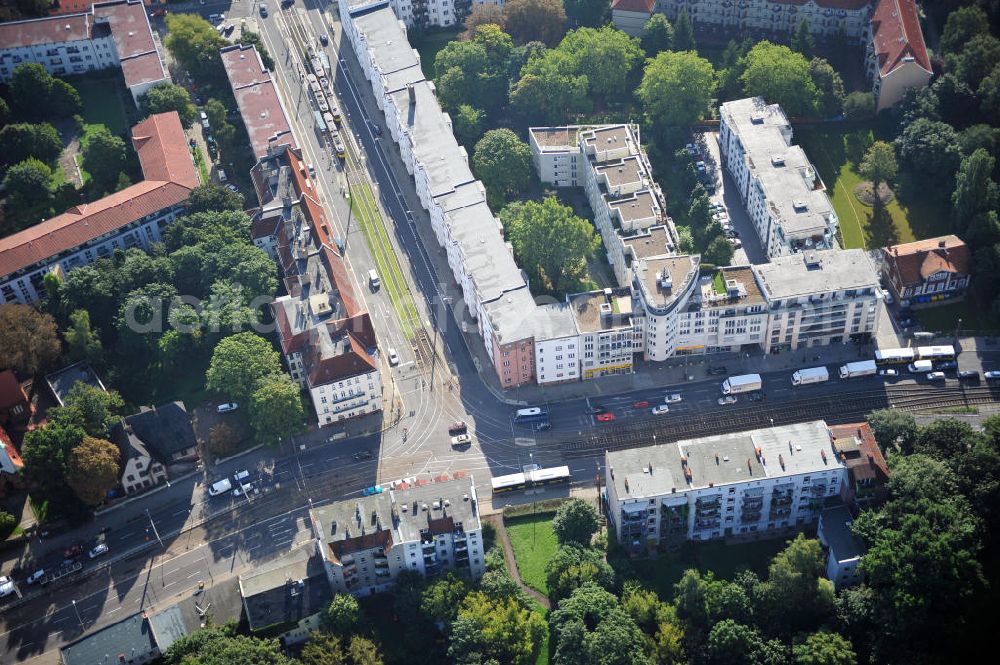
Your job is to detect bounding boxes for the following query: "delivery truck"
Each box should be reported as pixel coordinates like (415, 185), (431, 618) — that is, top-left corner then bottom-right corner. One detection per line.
(208, 478), (232, 497)
(908, 360), (934, 373)
(791, 366), (829, 386)
(721, 373), (762, 395)
(839, 360), (877, 379)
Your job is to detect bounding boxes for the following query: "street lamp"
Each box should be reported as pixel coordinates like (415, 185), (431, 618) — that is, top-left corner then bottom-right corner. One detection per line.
(145, 508), (163, 548)
(71, 600), (84, 631)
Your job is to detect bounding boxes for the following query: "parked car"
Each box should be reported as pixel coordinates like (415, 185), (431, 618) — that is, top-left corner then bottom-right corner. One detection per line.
(879, 369), (898, 376)
(448, 421), (467, 435)
(665, 393), (682, 403)
(986, 371), (1000, 380)
(927, 372), (947, 381)
(450, 433), (472, 447)
(216, 402), (239, 413)
(708, 365), (728, 375)
(319, 33), (329, 46)
(632, 400), (650, 408)
(596, 412), (616, 422)
(898, 318), (915, 328)
(390, 476), (416, 489)
(387, 348), (400, 365)
(225, 184), (240, 193)
(259, 3), (268, 17)
(88, 543), (109, 559)
(361, 485), (383, 496)
(652, 405), (670, 415)
(718, 395), (737, 405)
(959, 370), (980, 381)
(353, 451), (373, 461)
(26, 569), (45, 585)
(936, 360), (958, 371)
(63, 544), (83, 560)
(0, 576), (14, 597)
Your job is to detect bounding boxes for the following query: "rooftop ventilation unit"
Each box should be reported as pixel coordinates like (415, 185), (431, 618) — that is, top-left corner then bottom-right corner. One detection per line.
(793, 200), (808, 212)
(750, 113), (764, 124)
(771, 154), (785, 166)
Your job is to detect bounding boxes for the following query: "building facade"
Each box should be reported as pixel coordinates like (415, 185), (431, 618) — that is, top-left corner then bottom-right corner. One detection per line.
(719, 98), (839, 259)
(817, 505), (865, 588)
(0, 0), (169, 104)
(881, 235), (971, 307)
(605, 420), (849, 554)
(0, 111), (197, 305)
(311, 476), (485, 597)
(866, 0), (932, 111)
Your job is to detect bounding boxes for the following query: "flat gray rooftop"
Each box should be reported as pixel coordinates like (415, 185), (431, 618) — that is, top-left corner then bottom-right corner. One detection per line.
(532, 301), (579, 340)
(821, 505), (864, 562)
(391, 477), (481, 543)
(530, 126), (580, 151)
(634, 255), (698, 310)
(482, 287), (537, 345)
(610, 190), (659, 225)
(753, 249), (878, 299)
(353, 7), (424, 93)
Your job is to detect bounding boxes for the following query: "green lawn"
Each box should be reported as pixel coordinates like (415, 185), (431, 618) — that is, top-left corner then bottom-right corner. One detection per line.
(610, 536), (792, 600)
(412, 28), (463, 80)
(506, 513), (559, 596)
(528, 600), (550, 665)
(797, 125), (949, 250)
(73, 77), (128, 136)
(914, 297), (1000, 334)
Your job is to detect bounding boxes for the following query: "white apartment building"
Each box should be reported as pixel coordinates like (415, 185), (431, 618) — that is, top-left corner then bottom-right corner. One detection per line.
(0, 0), (169, 105)
(570, 289), (642, 380)
(533, 302), (581, 385)
(756, 249), (880, 351)
(646, 0), (871, 39)
(0, 112), (198, 305)
(311, 476), (485, 597)
(605, 420), (849, 555)
(719, 98), (839, 258)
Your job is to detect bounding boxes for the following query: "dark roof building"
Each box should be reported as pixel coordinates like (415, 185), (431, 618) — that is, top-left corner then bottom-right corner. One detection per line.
(148, 578), (244, 651)
(60, 612), (160, 665)
(122, 402), (198, 463)
(44, 361), (106, 406)
(0, 370), (31, 429)
(239, 545), (332, 642)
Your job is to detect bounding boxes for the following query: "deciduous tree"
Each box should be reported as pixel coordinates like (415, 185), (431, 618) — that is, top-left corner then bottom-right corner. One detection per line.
(952, 148), (998, 231)
(346, 636), (384, 665)
(866, 408), (917, 453)
(461, 3), (506, 40)
(323, 594), (363, 637)
(510, 52), (590, 125)
(163, 13), (228, 85)
(809, 58), (845, 117)
(472, 129), (534, 206)
(453, 104), (486, 147)
(940, 5), (990, 53)
(545, 543), (615, 602)
(859, 141), (897, 207)
(641, 14), (673, 55)
(422, 572), (471, 625)
(0, 304), (61, 377)
(21, 423), (84, 493)
(843, 91), (875, 120)
(2, 158), (51, 205)
(164, 624), (296, 665)
(64, 436), (120, 505)
(557, 26), (644, 99)
(449, 591), (546, 665)
(248, 374), (304, 445)
(673, 9), (695, 51)
(741, 42), (820, 117)
(82, 126), (127, 193)
(950, 34), (1000, 89)
(563, 0), (609, 27)
(186, 183), (245, 214)
(552, 497), (599, 546)
(140, 82), (197, 126)
(53, 382), (124, 437)
(205, 332), (283, 402)
(0, 122), (62, 166)
(299, 632), (346, 665)
(895, 118), (962, 192)
(637, 50), (714, 127)
(792, 19), (815, 57)
(503, 0), (567, 46)
(500, 198), (600, 296)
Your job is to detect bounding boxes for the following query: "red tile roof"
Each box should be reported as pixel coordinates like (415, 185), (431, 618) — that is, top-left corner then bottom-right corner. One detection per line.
(0, 426), (24, 472)
(610, 0), (654, 12)
(92, 1), (168, 88)
(883, 235), (971, 288)
(0, 13), (92, 49)
(0, 111), (195, 279)
(131, 112), (199, 188)
(871, 0), (931, 77)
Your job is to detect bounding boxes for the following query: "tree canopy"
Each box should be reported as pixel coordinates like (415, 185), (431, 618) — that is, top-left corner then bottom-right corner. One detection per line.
(472, 129), (534, 207)
(0, 304), (61, 377)
(140, 82), (197, 127)
(637, 50), (715, 127)
(81, 126), (128, 194)
(500, 197), (600, 297)
(740, 42), (820, 117)
(52, 382), (124, 437)
(2, 157), (51, 205)
(552, 497), (599, 546)
(0, 122), (63, 167)
(641, 14), (673, 55)
(64, 436), (120, 505)
(205, 332), (283, 402)
(449, 591), (547, 665)
(502, 0), (567, 46)
(859, 141), (898, 201)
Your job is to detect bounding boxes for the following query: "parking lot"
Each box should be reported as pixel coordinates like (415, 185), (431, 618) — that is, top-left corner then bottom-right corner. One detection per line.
(692, 132), (769, 265)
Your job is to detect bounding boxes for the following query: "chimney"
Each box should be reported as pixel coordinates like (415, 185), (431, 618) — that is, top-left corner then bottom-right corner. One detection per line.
(407, 83), (416, 106)
(938, 239), (946, 248)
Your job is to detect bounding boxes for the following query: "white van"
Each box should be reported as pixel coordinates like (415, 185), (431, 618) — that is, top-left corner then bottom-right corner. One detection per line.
(368, 269), (380, 290)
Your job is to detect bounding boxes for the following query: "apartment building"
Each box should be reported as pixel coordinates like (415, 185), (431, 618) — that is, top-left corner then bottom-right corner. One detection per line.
(264, 148), (382, 425)
(756, 249), (880, 351)
(533, 302), (581, 385)
(0, 111), (198, 305)
(817, 504), (865, 588)
(605, 420), (849, 554)
(0, 0), (169, 105)
(719, 98), (839, 258)
(310, 476), (485, 597)
(530, 124), (677, 287)
(221, 44), (297, 161)
(866, 0), (932, 111)
(569, 288), (640, 379)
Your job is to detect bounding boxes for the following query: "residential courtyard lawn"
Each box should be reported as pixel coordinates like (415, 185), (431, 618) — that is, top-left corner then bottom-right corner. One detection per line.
(797, 125), (949, 250)
(72, 76), (129, 136)
(609, 535), (793, 600)
(914, 296), (1000, 334)
(506, 512), (559, 596)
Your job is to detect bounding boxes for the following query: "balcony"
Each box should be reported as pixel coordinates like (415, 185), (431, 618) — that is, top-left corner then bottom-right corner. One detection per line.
(375, 569), (391, 579)
(455, 542), (468, 553)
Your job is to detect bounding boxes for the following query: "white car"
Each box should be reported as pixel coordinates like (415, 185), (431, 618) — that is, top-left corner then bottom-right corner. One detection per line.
(718, 395), (737, 406)
(664, 393), (682, 404)
(986, 371), (1000, 380)
(927, 372), (946, 381)
(387, 348), (400, 365)
(450, 433), (472, 446)
(88, 543), (109, 559)
(879, 369), (898, 376)
(216, 402), (239, 413)
(26, 569), (44, 585)
(651, 405), (670, 415)
(390, 476), (417, 489)
(0, 576), (14, 597)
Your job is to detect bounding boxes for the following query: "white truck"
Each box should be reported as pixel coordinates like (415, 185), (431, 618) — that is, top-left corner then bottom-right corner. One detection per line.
(908, 359), (934, 373)
(721, 373), (762, 395)
(791, 366), (829, 386)
(839, 360), (877, 379)
(208, 478), (232, 497)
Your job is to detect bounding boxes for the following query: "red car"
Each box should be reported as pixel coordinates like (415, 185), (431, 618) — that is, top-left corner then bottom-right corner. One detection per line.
(596, 412), (615, 422)
(632, 400), (650, 408)
(63, 544), (83, 559)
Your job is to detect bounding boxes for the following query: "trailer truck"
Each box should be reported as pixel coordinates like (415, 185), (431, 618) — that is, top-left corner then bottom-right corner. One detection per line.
(721, 373), (762, 395)
(791, 366), (829, 386)
(839, 360), (877, 379)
